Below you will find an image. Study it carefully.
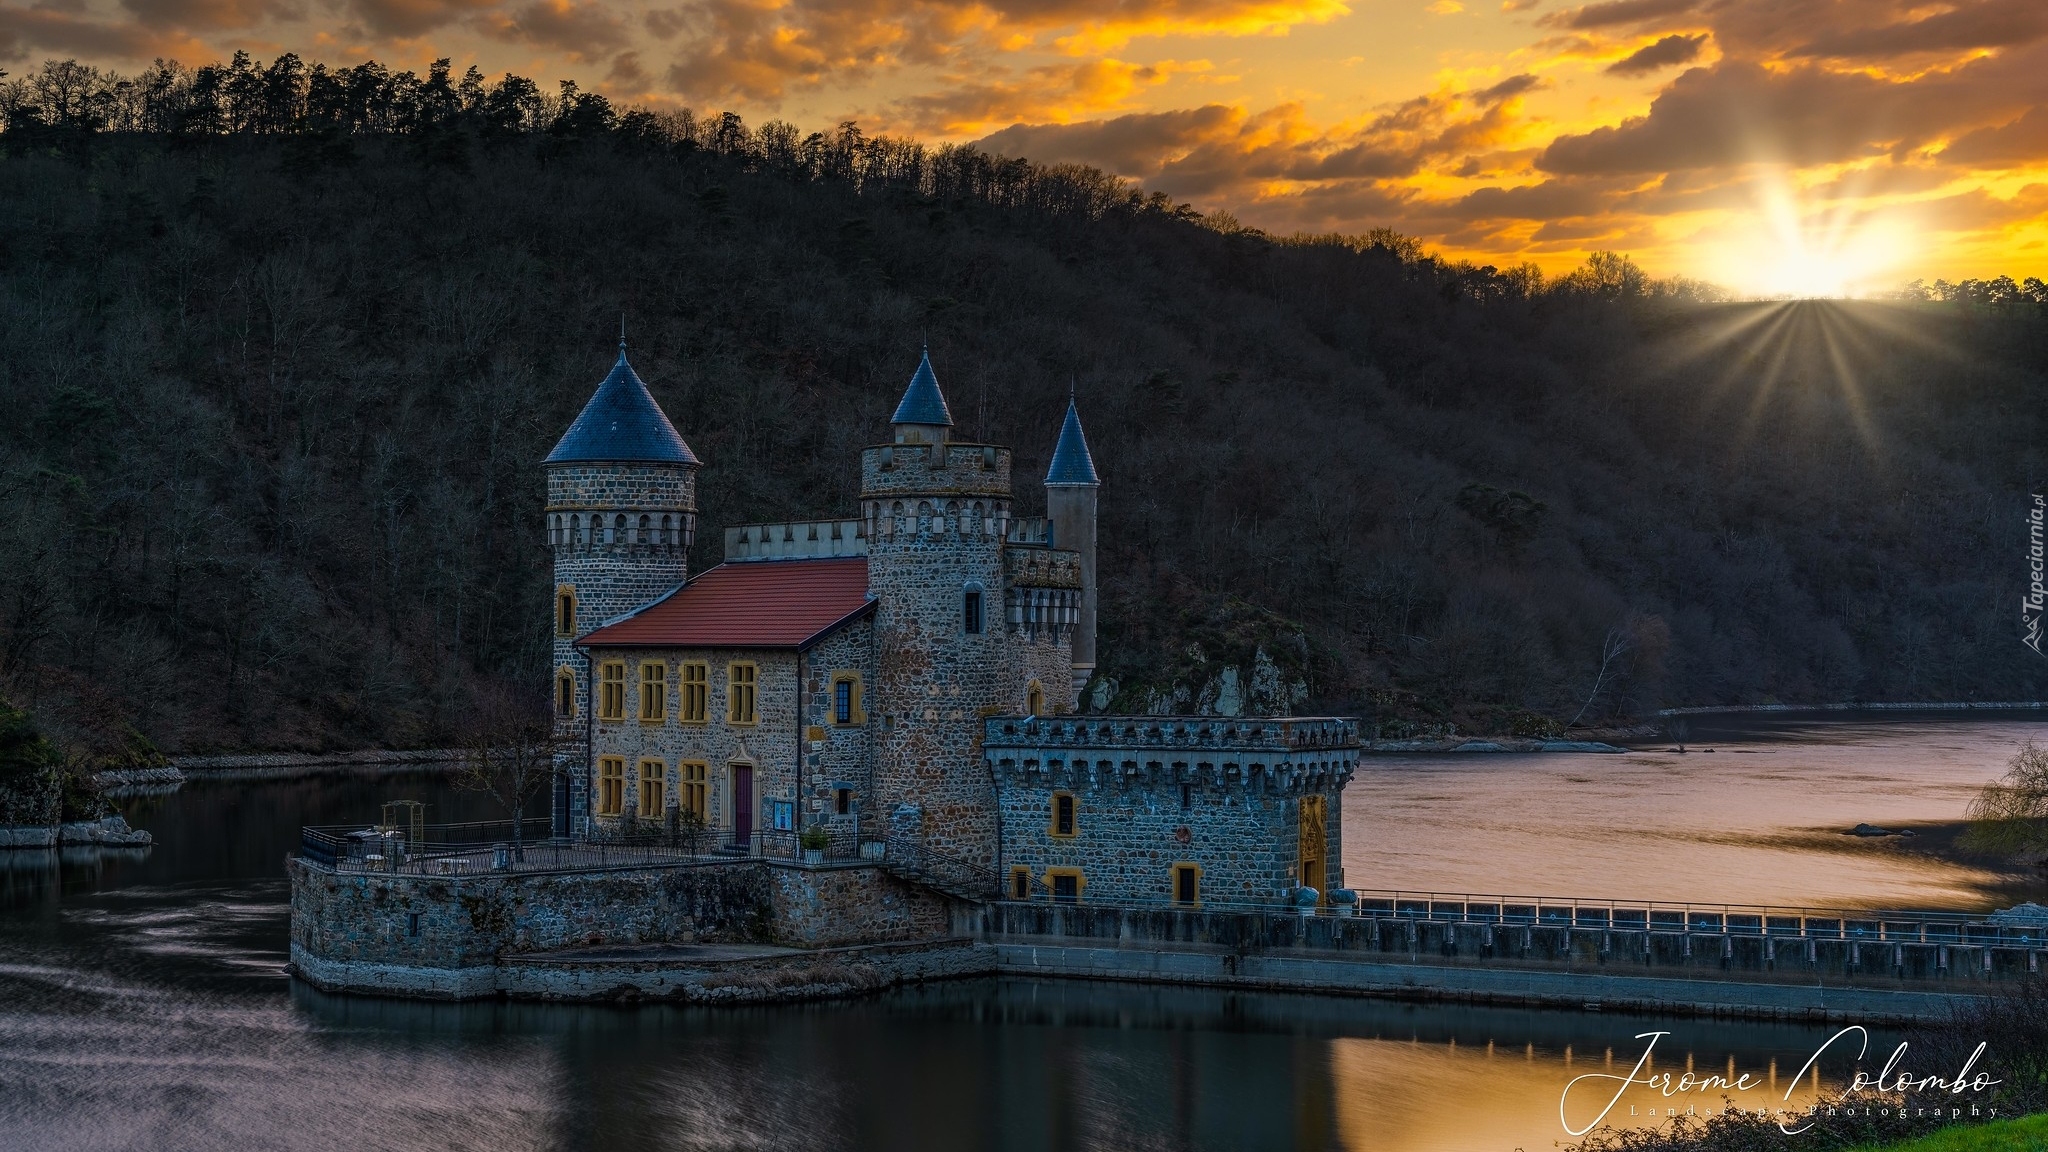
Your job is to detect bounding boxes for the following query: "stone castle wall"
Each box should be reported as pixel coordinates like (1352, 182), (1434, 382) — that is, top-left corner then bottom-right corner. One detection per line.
(861, 442), (1018, 869)
(800, 624), (879, 831)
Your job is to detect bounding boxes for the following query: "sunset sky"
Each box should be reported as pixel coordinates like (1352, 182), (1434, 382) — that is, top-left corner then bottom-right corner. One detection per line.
(5, 0), (2048, 291)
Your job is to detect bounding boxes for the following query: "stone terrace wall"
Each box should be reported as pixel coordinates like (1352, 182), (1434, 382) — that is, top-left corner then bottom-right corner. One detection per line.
(290, 857), (962, 975)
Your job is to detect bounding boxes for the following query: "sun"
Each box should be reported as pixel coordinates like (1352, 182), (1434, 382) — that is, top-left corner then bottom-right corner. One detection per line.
(1705, 170), (1919, 298)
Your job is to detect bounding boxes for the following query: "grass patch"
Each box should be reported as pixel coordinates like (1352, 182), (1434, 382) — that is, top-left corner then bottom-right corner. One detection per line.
(1849, 1111), (2048, 1151)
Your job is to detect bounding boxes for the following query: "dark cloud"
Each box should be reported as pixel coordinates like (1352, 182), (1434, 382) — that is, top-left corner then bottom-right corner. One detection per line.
(1792, 0), (2048, 60)
(476, 0), (627, 57)
(1941, 106), (2048, 167)
(0, 5), (182, 60)
(1537, 55), (2045, 175)
(1542, 0), (1694, 32)
(346, 0), (503, 38)
(1606, 32), (1705, 74)
(977, 104), (1241, 174)
(1469, 72), (1544, 104)
(116, 0), (298, 32)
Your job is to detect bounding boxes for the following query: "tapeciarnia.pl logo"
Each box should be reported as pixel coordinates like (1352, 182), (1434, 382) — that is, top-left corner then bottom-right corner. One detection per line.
(2028, 494), (2046, 656)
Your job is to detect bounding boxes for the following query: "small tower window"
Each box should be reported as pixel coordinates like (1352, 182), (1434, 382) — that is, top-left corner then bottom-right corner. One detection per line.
(834, 787), (852, 816)
(638, 514), (651, 544)
(1172, 863), (1201, 907)
(613, 513), (627, 542)
(556, 669), (576, 717)
(1026, 680), (1044, 717)
(963, 588), (984, 635)
(830, 673), (862, 726)
(556, 587), (577, 637)
(1010, 866), (1031, 900)
(1050, 791), (1077, 838)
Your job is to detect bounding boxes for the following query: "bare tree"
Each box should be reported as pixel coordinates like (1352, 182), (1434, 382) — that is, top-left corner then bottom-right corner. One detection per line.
(456, 678), (560, 862)
(1569, 625), (1634, 728)
(1963, 742), (2048, 864)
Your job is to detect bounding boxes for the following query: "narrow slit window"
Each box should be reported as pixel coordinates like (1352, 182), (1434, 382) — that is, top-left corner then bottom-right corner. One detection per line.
(556, 588), (576, 636)
(556, 669), (576, 717)
(1173, 864), (1200, 907)
(1011, 867), (1031, 900)
(963, 588), (984, 635)
(1051, 791), (1076, 838)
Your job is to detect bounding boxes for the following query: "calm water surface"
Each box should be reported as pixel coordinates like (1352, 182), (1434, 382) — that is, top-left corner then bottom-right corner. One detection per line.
(4, 713), (2027, 1152)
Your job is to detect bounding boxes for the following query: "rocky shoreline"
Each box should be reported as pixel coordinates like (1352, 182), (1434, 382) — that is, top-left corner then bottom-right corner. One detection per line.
(0, 815), (153, 849)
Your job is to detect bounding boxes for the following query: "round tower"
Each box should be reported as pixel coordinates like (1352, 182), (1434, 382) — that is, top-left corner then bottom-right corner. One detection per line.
(1043, 391), (1100, 698)
(545, 341), (700, 763)
(863, 349), (1012, 866)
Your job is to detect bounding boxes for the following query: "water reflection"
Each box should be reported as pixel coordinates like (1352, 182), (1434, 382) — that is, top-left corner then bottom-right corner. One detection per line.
(0, 720), (2013, 1151)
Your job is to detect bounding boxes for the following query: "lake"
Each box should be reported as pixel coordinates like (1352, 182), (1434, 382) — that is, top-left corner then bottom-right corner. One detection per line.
(3, 711), (2036, 1152)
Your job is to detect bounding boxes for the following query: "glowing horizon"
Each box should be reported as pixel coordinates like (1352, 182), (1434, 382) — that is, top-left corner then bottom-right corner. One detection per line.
(3, 0), (2045, 288)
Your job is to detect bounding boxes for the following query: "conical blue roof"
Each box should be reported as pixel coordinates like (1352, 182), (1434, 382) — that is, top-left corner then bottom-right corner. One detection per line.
(1045, 397), (1099, 486)
(891, 350), (955, 426)
(546, 348), (699, 466)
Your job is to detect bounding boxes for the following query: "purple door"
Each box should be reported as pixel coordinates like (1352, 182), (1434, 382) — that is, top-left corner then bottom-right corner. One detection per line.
(732, 765), (753, 847)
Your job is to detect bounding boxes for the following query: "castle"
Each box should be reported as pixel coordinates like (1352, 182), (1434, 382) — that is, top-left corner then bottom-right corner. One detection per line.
(543, 341), (1358, 907)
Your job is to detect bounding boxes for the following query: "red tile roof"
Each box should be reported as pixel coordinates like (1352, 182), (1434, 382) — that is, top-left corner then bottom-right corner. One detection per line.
(576, 557), (873, 650)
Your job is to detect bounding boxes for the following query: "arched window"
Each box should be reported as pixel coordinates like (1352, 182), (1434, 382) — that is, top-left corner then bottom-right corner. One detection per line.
(661, 514), (674, 545)
(638, 514), (651, 544)
(556, 668), (576, 717)
(556, 587), (577, 637)
(613, 513), (627, 543)
(1026, 680), (1044, 717)
(963, 582), (985, 635)
(570, 514), (582, 545)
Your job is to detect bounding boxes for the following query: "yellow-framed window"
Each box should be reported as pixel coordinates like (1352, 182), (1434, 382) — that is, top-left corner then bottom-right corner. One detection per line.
(679, 761), (708, 819)
(728, 662), (758, 725)
(555, 668), (576, 718)
(638, 759), (665, 818)
(1171, 862), (1202, 908)
(830, 672), (864, 726)
(1026, 680), (1044, 717)
(596, 757), (625, 817)
(639, 661), (667, 722)
(1009, 866), (1032, 900)
(1046, 868), (1084, 903)
(680, 662), (708, 724)
(1049, 790), (1077, 838)
(598, 662), (626, 721)
(556, 586), (577, 637)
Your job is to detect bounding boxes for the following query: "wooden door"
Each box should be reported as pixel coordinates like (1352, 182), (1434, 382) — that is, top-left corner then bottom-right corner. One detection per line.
(1298, 794), (1327, 903)
(732, 763), (754, 847)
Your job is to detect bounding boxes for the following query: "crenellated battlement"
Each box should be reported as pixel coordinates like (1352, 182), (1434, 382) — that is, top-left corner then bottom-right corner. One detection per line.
(860, 442), (1012, 501)
(1003, 546), (1082, 589)
(725, 519), (867, 561)
(985, 716), (1362, 752)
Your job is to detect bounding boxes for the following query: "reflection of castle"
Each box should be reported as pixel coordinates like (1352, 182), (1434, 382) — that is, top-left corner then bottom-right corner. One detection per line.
(545, 342), (1356, 906)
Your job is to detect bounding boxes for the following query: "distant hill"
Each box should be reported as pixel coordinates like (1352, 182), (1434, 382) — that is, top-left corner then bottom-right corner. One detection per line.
(2, 57), (2044, 753)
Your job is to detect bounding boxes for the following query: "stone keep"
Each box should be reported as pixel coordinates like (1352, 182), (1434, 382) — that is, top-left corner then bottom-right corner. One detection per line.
(545, 343), (699, 828)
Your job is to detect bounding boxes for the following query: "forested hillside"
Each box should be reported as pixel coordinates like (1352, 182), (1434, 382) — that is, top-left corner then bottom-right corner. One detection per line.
(2, 56), (2044, 756)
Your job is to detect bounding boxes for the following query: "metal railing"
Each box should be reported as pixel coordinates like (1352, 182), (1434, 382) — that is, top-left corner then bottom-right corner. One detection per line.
(996, 886), (2048, 945)
(298, 818), (886, 876)
(884, 833), (1000, 898)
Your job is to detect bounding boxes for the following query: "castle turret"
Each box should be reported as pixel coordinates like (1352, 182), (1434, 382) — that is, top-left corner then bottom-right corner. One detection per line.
(1044, 393), (1100, 697)
(863, 351), (1011, 866)
(890, 348), (954, 445)
(544, 342), (699, 753)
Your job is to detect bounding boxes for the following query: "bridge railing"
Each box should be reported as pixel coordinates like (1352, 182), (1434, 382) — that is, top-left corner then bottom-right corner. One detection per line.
(995, 886), (2046, 945)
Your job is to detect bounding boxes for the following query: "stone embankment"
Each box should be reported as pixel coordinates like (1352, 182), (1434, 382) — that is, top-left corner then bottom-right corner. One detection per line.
(0, 815), (153, 849)
(288, 846), (2043, 1020)
(172, 748), (468, 779)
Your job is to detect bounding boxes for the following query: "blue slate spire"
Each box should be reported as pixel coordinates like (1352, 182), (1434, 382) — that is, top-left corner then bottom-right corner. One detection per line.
(890, 348), (955, 427)
(546, 345), (700, 466)
(1045, 391), (1099, 486)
